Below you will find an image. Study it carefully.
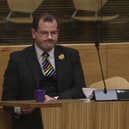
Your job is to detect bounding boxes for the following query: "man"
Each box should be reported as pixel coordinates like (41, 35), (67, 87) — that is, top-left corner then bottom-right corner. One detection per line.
(2, 13), (85, 129)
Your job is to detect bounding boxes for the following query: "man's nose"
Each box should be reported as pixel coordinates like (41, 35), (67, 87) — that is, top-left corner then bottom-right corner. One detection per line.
(48, 32), (52, 39)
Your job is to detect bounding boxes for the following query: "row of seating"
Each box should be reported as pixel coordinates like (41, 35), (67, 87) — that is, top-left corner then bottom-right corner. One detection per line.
(2, 0), (119, 23)
(90, 76), (129, 89)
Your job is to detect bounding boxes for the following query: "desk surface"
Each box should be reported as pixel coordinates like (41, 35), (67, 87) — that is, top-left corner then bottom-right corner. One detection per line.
(1, 99), (129, 129)
(0, 100), (62, 108)
(0, 99), (129, 106)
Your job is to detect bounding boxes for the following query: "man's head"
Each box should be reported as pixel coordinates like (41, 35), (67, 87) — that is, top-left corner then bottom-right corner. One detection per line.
(32, 13), (59, 51)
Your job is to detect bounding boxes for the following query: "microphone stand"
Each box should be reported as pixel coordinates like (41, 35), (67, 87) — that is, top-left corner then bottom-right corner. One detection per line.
(94, 21), (118, 101)
(95, 40), (107, 93)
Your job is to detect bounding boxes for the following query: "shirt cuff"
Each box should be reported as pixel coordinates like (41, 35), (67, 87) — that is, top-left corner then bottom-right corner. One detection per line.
(14, 106), (21, 115)
(54, 96), (59, 99)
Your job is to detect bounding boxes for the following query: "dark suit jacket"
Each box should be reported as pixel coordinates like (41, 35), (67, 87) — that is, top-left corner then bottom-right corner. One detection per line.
(2, 45), (85, 129)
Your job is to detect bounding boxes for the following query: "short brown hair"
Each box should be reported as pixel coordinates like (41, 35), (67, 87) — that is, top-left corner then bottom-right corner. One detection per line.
(32, 13), (59, 30)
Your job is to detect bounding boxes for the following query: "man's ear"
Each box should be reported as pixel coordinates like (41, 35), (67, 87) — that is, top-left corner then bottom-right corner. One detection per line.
(32, 28), (36, 39)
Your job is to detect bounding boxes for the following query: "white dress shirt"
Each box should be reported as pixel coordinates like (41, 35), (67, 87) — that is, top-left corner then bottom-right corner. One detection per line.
(34, 43), (56, 75)
(34, 44), (58, 99)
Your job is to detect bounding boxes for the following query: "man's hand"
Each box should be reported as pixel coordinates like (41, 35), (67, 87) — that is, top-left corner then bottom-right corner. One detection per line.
(44, 95), (56, 102)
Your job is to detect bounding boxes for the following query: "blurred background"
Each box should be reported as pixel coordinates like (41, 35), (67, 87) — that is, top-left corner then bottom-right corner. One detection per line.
(0, 0), (129, 44)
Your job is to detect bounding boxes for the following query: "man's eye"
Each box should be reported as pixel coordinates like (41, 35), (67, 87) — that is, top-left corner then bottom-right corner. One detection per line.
(37, 31), (58, 36)
(41, 32), (48, 35)
(51, 31), (58, 35)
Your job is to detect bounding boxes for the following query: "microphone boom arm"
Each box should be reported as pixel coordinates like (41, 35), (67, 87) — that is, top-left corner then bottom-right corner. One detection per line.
(95, 41), (107, 93)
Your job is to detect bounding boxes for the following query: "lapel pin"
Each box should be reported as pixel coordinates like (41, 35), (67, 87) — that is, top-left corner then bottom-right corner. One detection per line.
(58, 54), (64, 60)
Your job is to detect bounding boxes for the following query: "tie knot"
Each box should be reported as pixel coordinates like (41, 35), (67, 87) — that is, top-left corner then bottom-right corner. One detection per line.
(42, 52), (49, 58)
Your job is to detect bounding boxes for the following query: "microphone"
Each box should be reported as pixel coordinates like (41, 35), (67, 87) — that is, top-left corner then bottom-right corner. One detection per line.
(93, 22), (118, 101)
(94, 40), (107, 94)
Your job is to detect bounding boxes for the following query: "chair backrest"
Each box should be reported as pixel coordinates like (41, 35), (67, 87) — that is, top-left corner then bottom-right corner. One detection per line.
(72, 0), (107, 12)
(89, 76), (129, 89)
(7, 0), (43, 13)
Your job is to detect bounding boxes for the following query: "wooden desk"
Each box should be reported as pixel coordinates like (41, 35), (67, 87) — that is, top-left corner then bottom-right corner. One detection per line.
(0, 100), (62, 129)
(0, 100), (129, 129)
(60, 100), (129, 129)
(0, 106), (12, 129)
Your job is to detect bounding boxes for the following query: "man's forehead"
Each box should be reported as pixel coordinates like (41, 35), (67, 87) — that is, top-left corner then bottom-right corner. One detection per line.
(39, 19), (57, 25)
(37, 19), (58, 30)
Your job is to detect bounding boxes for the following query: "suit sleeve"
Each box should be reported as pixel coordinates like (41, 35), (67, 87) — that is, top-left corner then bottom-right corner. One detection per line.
(58, 50), (86, 99)
(2, 53), (20, 100)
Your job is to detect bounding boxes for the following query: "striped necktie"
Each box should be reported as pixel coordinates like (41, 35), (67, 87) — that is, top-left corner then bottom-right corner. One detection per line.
(41, 52), (56, 78)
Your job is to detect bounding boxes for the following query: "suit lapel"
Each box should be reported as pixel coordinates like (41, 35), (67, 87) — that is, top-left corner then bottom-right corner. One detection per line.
(26, 46), (43, 89)
(25, 45), (67, 91)
(55, 46), (66, 91)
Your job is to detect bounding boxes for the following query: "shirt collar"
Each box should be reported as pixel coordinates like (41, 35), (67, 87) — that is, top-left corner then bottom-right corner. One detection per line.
(34, 43), (55, 60)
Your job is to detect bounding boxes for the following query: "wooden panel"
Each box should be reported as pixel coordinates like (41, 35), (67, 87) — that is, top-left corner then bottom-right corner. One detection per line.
(61, 100), (129, 129)
(1, 43), (129, 98)
(41, 107), (62, 129)
(0, 100), (62, 129)
(41, 100), (129, 129)
(75, 44), (107, 85)
(106, 43), (129, 80)
(0, 107), (12, 129)
(1, 100), (129, 129)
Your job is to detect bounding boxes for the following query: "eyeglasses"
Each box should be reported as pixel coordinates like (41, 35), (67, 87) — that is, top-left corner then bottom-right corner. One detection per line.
(36, 30), (58, 37)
